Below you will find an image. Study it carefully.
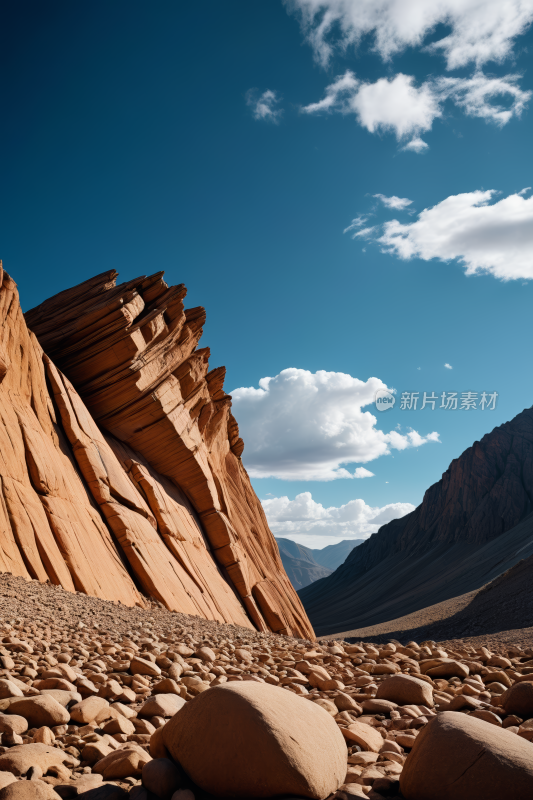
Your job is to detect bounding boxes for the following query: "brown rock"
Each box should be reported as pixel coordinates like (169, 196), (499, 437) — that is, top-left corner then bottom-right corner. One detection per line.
(400, 711), (533, 799)
(0, 742), (78, 777)
(163, 681), (346, 798)
(7, 696), (69, 728)
(149, 725), (170, 760)
(376, 674), (434, 707)
(500, 682), (533, 718)
(139, 695), (186, 719)
(0, 715), (27, 735)
(341, 721), (384, 753)
(70, 697), (109, 724)
(0, 776), (15, 791)
(92, 744), (151, 780)
(142, 758), (183, 800)
(0, 782), (59, 799)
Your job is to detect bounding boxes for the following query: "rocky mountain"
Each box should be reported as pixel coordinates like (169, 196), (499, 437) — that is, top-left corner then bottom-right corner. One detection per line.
(0, 264), (313, 639)
(311, 539), (365, 571)
(276, 538), (333, 590)
(300, 406), (533, 636)
(276, 538), (364, 590)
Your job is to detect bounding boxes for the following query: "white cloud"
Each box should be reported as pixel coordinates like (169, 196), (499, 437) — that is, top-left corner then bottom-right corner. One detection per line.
(231, 368), (439, 481)
(265, 491), (415, 545)
(402, 136), (429, 153)
(343, 213), (370, 234)
(374, 194), (413, 210)
(246, 89), (283, 123)
(285, 0), (533, 70)
(371, 189), (533, 281)
(435, 72), (531, 125)
(302, 70), (530, 148)
(302, 72), (440, 142)
(444, 363), (453, 369)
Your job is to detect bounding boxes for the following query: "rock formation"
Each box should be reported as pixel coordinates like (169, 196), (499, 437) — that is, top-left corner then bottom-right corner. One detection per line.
(300, 407), (533, 636)
(0, 264), (312, 638)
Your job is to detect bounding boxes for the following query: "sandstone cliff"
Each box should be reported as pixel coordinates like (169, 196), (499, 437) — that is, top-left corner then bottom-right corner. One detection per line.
(300, 407), (533, 635)
(0, 265), (313, 638)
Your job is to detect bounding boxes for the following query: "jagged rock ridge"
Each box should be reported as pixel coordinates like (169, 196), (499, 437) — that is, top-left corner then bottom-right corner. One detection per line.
(300, 407), (533, 636)
(0, 265), (313, 638)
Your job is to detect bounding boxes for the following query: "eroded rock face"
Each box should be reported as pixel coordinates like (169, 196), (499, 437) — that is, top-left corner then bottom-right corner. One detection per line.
(0, 265), (312, 638)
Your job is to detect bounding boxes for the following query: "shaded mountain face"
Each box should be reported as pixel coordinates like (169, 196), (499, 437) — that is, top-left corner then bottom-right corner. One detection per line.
(300, 407), (533, 636)
(311, 539), (365, 571)
(276, 538), (332, 590)
(0, 266), (313, 639)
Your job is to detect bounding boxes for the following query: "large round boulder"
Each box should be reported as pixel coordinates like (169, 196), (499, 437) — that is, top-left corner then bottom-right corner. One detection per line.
(162, 682), (347, 798)
(376, 675), (433, 707)
(400, 711), (533, 799)
(500, 681), (533, 718)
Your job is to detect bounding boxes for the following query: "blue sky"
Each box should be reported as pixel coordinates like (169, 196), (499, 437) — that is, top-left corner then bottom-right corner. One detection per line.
(2, 0), (533, 547)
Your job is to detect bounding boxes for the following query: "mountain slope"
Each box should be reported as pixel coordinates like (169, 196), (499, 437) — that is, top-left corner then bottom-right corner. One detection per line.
(300, 407), (533, 636)
(276, 538), (332, 590)
(311, 539), (364, 571)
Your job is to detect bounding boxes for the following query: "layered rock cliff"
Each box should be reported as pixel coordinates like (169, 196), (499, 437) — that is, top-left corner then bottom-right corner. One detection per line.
(0, 265), (313, 638)
(300, 407), (533, 635)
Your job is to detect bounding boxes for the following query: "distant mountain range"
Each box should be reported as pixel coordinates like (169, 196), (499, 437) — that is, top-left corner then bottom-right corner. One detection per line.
(299, 406), (533, 636)
(276, 538), (364, 590)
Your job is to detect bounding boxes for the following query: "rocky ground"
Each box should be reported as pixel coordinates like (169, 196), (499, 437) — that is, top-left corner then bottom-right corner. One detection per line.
(1, 572), (533, 799)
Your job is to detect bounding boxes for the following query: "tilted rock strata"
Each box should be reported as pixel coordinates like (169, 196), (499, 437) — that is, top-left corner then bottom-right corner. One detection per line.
(300, 407), (533, 635)
(1, 574), (533, 797)
(25, 269), (312, 638)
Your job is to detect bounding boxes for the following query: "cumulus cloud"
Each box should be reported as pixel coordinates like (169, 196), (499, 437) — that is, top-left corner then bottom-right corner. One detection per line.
(231, 368), (439, 481)
(444, 363), (453, 369)
(265, 491), (415, 546)
(285, 0), (533, 70)
(302, 71), (440, 142)
(371, 189), (533, 281)
(374, 194), (413, 210)
(301, 70), (530, 148)
(246, 89), (283, 123)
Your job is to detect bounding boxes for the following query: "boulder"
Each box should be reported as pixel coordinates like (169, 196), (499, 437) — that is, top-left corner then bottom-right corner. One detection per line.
(0, 776), (15, 791)
(400, 710), (533, 799)
(131, 657), (161, 678)
(0, 742), (78, 777)
(92, 744), (151, 780)
(0, 781), (59, 799)
(425, 661), (469, 679)
(341, 721), (384, 753)
(69, 697), (109, 724)
(162, 681), (346, 798)
(0, 682), (23, 700)
(139, 695), (185, 719)
(376, 674), (434, 707)
(500, 682), (533, 718)
(149, 725), (170, 760)
(7, 696), (69, 728)
(0, 715), (28, 735)
(142, 758), (183, 799)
